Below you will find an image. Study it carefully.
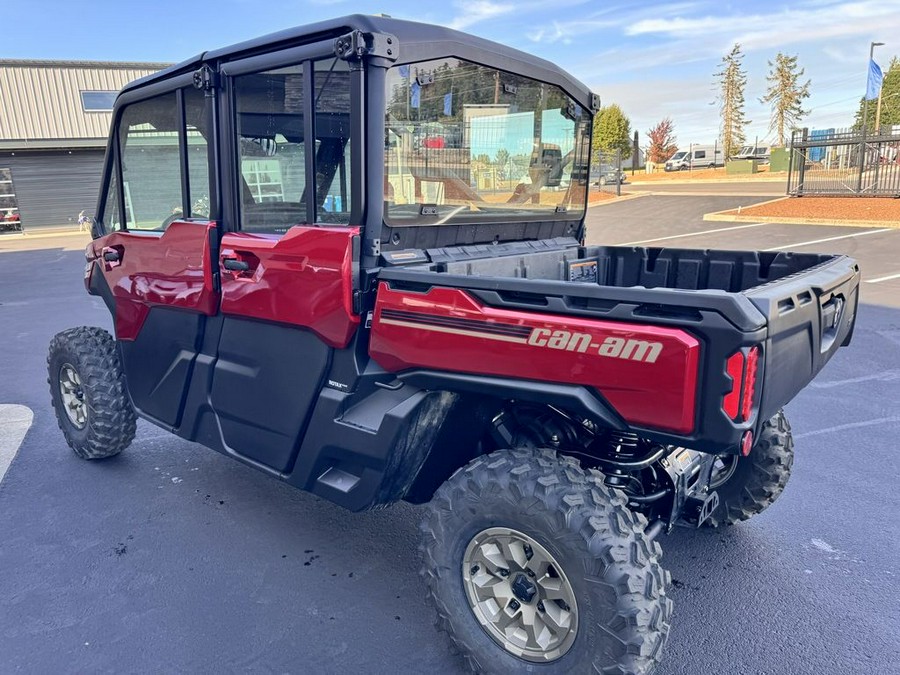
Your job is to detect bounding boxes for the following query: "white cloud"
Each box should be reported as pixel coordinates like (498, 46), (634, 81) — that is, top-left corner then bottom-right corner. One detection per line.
(625, 1), (900, 53)
(451, 0), (595, 32)
(527, 2), (704, 44)
(448, 0), (518, 30)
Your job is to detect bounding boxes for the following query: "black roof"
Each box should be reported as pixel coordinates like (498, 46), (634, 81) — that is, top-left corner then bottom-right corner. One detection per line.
(121, 14), (595, 109)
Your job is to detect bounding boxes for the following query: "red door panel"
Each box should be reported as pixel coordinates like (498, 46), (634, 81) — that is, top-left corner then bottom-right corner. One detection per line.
(369, 283), (701, 434)
(88, 221), (218, 340)
(218, 226), (360, 348)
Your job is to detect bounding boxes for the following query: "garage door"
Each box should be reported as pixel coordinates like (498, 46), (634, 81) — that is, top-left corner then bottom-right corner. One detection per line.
(3, 150), (105, 230)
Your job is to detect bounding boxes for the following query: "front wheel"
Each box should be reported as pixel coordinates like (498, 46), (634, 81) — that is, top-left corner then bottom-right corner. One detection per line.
(48, 327), (136, 459)
(703, 411), (794, 527)
(420, 448), (672, 674)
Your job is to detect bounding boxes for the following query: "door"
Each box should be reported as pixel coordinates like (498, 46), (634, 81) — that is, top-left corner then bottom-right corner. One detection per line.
(91, 84), (218, 428)
(205, 47), (361, 473)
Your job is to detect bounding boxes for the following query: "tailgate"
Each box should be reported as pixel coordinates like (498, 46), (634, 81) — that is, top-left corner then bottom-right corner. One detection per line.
(746, 255), (860, 421)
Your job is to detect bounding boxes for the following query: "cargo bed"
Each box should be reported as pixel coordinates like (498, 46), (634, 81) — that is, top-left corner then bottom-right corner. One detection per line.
(375, 238), (860, 453)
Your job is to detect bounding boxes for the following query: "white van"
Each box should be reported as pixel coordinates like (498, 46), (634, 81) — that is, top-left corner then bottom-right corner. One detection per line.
(664, 145), (725, 171)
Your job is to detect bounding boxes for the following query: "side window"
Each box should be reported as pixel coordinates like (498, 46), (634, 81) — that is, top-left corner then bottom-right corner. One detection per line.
(694, 150), (706, 159)
(119, 93), (182, 230)
(117, 89), (212, 231)
(235, 65), (308, 234)
(184, 87), (212, 218)
(233, 57), (353, 234)
(314, 58), (352, 224)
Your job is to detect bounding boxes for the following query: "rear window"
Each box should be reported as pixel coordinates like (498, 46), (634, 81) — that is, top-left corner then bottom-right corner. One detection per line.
(384, 58), (590, 227)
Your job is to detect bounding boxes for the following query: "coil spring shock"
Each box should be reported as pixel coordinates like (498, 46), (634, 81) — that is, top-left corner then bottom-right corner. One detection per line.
(607, 431), (641, 455)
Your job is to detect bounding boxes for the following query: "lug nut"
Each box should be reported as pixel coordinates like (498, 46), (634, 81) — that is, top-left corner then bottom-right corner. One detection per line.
(537, 601), (545, 612)
(509, 600), (520, 610)
(526, 569), (535, 578)
(470, 565), (479, 575)
(498, 568), (509, 577)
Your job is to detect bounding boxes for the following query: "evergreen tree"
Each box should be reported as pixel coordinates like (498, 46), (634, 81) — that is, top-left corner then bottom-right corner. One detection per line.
(854, 56), (900, 131)
(760, 53), (811, 146)
(592, 104), (632, 156)
(646, 117), (678, 163)
(715, 44), (750, 157)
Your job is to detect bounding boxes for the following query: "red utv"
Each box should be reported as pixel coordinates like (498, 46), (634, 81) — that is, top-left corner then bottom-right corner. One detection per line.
(48, 16), (859, 674)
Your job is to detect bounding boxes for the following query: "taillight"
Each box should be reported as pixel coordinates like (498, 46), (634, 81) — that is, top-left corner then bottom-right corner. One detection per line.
(741, 346), (760, 421)
(723, 352), (744, 419)
(722, 346), (761, 423)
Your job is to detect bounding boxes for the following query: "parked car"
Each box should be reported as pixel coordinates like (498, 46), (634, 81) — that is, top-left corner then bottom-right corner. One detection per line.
(595, 163), (625, 185)
(665, 145), (724, 170)
(47, 15), (860, 675)
(1, 211), (21, 232)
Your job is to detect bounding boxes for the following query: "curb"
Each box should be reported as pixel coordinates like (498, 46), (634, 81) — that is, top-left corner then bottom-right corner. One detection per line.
(627, 177), (787, 186)
(0, 404), (33, 485)
(587, 193), (648, 208)
(1, 229), (89, 240)
(703, 209), (900, 229)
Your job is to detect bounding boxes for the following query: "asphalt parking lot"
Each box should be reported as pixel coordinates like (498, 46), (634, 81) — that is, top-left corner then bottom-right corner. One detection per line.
(1, 195), (898, 674)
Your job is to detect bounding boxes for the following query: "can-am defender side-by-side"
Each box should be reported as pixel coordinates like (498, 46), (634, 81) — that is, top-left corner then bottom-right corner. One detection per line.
(48, 16), (859, 674)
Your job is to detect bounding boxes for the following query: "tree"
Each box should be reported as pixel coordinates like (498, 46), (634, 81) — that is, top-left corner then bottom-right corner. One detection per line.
(494, 148), (510, 167)
(592, 104), (632, 156)
(760, 53), (811, 146)
(715, 44), (750, 158)
(646, 117), (678, 163)
(854, 56), (900, 131)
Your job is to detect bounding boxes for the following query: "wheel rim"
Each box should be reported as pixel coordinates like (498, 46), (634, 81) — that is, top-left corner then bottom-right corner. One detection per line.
(462, 527), (578, 662)
(709, 455), (738, 489)
(58, 363), (88, 430)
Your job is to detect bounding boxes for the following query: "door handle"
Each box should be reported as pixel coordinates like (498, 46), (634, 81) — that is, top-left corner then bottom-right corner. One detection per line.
(222, 258), (250, 272)
(101, 246), (122, 268)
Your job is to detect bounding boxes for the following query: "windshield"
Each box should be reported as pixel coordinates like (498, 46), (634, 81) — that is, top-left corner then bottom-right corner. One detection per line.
(384, 58), (590, 226)
(670, 152), (687, 161)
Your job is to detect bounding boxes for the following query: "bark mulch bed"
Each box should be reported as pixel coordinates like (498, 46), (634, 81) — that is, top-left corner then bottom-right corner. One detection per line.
(720, 196), (900, 224)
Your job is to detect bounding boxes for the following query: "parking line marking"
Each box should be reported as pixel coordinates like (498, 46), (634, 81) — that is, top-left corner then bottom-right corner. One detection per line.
(763, 228), (893, 251)
(618, 222), (769, 246)
(864, 271), (900, 284)
(0, 404), (33, 485)
(793, 415), (900, 440)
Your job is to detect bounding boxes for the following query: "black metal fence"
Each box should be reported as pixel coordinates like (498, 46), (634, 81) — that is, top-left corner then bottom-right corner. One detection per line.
(593, 149), (624, 196)
(788, 126), (900, 196)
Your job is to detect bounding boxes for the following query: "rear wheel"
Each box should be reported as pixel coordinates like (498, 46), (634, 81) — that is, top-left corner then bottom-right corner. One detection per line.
(704, 411), (794, 527)
(48, 327), (136, 459)
(420, 448), (672, 674)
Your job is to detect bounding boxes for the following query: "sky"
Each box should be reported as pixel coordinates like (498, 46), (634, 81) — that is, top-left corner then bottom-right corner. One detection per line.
(4, 0), (900, 147)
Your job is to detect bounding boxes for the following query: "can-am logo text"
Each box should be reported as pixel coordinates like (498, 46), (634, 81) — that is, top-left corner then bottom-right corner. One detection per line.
(527, 328), (663, 363)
